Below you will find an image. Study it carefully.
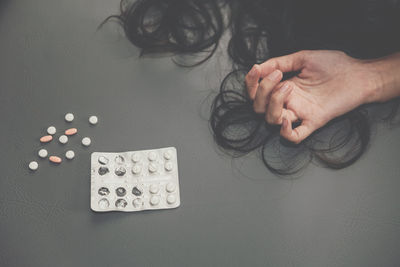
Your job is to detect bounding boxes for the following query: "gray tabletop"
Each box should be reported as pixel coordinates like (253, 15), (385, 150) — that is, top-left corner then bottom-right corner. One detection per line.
(1, 0), (400, 266)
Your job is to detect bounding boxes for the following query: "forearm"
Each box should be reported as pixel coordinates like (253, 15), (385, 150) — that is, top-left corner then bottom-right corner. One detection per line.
(364, 52), (400, 103)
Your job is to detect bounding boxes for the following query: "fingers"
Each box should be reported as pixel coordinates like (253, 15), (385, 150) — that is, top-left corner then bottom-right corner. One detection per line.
(280, 117), (314, 144)
(258, 51), (307, 76)
(245, 64), (261, 100)
(253, 70), (283, 113)
(265, 82), (293, 124)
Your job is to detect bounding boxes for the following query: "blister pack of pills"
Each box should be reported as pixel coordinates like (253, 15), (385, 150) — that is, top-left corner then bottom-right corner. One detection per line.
(90, 147), (180, 212)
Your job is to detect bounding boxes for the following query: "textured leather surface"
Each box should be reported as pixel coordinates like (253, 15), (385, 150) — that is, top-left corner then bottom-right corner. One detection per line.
(0, 0), (400, 266)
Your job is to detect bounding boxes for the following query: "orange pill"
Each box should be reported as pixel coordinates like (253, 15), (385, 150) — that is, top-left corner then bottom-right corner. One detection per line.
(49, 156), (62, 164)
(65, 128), (78, 136)
(40, 135), (53, 143)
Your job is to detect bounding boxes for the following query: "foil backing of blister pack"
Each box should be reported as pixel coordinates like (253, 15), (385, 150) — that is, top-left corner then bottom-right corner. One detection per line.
(90, 147), (180, 212)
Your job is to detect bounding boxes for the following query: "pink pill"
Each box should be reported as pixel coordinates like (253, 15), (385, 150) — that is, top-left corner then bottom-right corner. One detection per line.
(49, 156), (62, 164)
(65, 128), (78, 136)
(40, 135), (53, 143)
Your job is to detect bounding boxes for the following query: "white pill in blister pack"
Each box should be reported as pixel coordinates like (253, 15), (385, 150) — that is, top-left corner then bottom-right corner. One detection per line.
(90, 147), (180, 212)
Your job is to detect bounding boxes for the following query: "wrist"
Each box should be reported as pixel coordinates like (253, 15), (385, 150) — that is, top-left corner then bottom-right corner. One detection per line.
(361, 53), (400, 104)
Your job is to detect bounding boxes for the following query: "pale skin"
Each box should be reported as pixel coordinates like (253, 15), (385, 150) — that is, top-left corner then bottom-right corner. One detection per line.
(245, 50), (400, 144)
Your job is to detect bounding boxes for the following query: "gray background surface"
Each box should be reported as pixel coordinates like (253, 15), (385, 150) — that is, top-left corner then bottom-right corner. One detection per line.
(1, 0), (400, 266)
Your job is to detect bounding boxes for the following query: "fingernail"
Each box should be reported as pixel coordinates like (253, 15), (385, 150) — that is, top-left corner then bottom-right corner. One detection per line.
(267, 70), (281, 82)
(281, 83), (291, 93)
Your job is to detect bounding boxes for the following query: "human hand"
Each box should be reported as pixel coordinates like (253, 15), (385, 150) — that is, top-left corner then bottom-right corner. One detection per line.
(245, 50), (381, 143)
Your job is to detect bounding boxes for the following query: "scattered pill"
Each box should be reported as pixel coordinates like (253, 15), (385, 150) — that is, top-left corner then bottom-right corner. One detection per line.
(166, 182), (176, 193)
(164, 162), (173, 172)
(115, 199), (127, 209)
(167, 194), (176, 204)
(98, 198), (110, 209)
(65, 150), (75, 160)
(133, 198), (143, 208)
(59, 135), (68, 144)
(149, 184), (160, 194)
(82, 137), (91, 146)
(132, 165), (142, 174)
(150, 195), (160, 206)
(40, 135), (53, 143)
(148, 163), (157, 173)
(98, 187), (110, 196)
(47, 126), (56, 135)
(98, 156), (109, 165)
(65, 128), (77, 136)
(148, 151), (157, 161)
(49, 156), (62, 164)
(65, 113), (74, 122)
(28, 161), (38, 171)
(89, 115), (98, 125)
(38, 149), (48, 158)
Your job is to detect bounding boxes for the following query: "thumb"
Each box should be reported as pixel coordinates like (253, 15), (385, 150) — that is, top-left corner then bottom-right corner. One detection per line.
(280, 117), (315, 144)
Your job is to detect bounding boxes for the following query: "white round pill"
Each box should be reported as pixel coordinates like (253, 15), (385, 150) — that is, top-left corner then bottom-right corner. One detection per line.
(47, 126), (56, 135)
(148, 163), (157, 173)
(65, 113), (74, 122)
(28, 161), (38, 171)
(82, 137), (91, 147)
(38, 149), (48, 158)
(131, 153), (141, 163)
(163, 151), (172, 160)
(167, 194), (176, 204)
(89, 115), (98, 125)
(133, 198), (143, 208)
(59, 135), (68, 144)
(149, 184), (159, 194)
(150, 195), (160, 206)
(65, 150), (75, 160)
(166, 182), (176, 193)
(148, 151), (157, 161)
(164, 162), (173, 172)
(131, 165), (142, 174)
(98, 198), (109, 209)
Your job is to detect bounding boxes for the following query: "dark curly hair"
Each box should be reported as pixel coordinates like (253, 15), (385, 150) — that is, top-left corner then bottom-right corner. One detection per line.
(102, 0), (400, 175)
